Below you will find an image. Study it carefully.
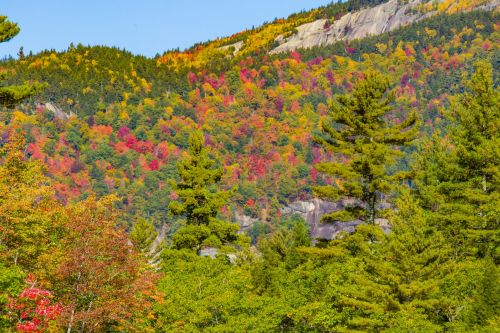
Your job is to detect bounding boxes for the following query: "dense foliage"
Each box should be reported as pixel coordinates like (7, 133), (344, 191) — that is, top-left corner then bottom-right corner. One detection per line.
(0, 0), (498, 332)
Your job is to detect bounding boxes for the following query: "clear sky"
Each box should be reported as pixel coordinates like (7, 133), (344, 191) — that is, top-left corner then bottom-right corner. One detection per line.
(1, 0), (330, 58)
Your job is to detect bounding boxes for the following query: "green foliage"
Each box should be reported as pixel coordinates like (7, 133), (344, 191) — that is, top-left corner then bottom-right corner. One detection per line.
(169, 131), (231, 226)
(414, 60), (500, 259)
(0, 16), (43, 108)
(0, 4), (498, 332)
(314, 71), (418, 224)
(0, 128), (63, 270)
(0, 16), (20, 43)
(130, 218), (164, 265)
(169, 131), (240, 252)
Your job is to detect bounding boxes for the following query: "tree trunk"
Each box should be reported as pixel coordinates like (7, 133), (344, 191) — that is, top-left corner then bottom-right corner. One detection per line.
(66, 308), (75, 333)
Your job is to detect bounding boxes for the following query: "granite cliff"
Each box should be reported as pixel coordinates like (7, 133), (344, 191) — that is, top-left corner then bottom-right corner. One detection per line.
(271, 0), (498, 53)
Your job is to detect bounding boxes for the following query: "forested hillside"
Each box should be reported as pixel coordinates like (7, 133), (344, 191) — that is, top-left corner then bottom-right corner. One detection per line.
(0, 0), (499, 331)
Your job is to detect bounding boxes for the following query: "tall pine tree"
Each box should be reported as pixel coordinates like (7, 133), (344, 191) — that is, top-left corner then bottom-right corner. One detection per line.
(314, 71), (418, 224)
(414, 60), (499, 259)
(168, 131), (240, 252)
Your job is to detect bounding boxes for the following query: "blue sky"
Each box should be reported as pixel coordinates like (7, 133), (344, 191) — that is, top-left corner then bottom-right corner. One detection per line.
(1, 0), (330, 58)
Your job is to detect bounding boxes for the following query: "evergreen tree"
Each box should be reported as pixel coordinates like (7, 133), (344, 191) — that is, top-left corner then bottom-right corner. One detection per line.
(414, 61), (499, 259)
(168, 131), (240, 252)
(314, 71), (418, 224)
(0, 16), (43, 108)
(309, 193), (454, 332)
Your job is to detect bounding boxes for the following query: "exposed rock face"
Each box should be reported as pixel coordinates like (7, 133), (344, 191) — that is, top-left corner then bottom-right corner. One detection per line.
(38, 102), (75, 120)
(218, 41), (244, 55)
(234, 211), (259, 233)
(271, 0), (498, 54)
(281, 198), (390, 240)
(234, 198), (390, 240)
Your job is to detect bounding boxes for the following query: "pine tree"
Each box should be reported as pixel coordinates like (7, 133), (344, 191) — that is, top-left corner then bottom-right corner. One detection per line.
(0, 16), (43, 108)
(314, 71), (418, 224)
(318, 193), (454, 332)
(168, 131), (239, 252)
(414, 61), (499, 259)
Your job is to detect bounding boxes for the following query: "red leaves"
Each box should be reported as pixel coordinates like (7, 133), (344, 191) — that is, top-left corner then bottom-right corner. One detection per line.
(310, 167), (318, 182)
(117, 126), (130, 139)
(346, 47), (356, 55)
(187, 71), (197, 85)
(125, 135), (138, 149)
(123, 134), (153, 154)
(9, 274), (62, 333)
(290, 51), (301, 63)
(149, 159), (159, 171)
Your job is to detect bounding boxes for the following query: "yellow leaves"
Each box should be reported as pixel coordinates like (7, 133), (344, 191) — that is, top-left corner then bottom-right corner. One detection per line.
(437, 0), (455, 12)
(393, 42), (409, 64)
(143, 98), (155, 107)
(376, 43), (387, 54)
(59, 64), (70, 71)
(298, 115), (309, 130)
(202, 82), (216, 96)
(474, 22), (485, 30)
(346, 58), (357, 70)
(275, 82), (304, 101)
(156, 51), (194, 71)
(28, 58), (43, 69)
(82, 86), (94, 94)
(424, 27), (438, 38)
(140, 78), (152, 93)
(334, 55), (346, 67)
(11, 110), (29, 123)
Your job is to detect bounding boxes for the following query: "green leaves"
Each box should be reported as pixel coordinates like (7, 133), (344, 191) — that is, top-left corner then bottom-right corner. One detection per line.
(0, 16), (19, 43)
(0, 16), (43, 108)
(169, 131), (239, 252)
(314, 71), (419, 224)
(414, 60), (499, 260)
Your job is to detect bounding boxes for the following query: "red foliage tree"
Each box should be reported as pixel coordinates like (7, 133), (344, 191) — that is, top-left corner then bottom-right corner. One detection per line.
(51, 196), (158, 332)
(8, 274), (62, 333)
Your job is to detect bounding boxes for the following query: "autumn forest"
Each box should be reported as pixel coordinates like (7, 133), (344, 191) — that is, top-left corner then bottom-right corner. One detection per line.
(0, 0), (499, 332)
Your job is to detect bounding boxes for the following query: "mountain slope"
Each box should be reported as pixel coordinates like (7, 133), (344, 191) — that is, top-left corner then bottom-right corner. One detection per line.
(0, 0), (498, 236)
(271, 0), (499, 53)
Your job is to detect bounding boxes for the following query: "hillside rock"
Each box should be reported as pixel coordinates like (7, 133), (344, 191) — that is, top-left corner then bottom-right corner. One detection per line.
(218, 41), (244, 55)
(37, 102), (75, 120)
(234, 198), (390, 240)
(234, 211), (259, 232)
(281, 198), (390, 240)
(271, 0), (498, 53)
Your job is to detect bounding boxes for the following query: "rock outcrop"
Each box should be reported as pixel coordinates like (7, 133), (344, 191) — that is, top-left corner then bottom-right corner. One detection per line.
(37, 102), (75, 120)
(234, 198), (390, 240)
(218, 41), (244, 55)
(271, 0), (498, 54)
(280, 198), (390, 240)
